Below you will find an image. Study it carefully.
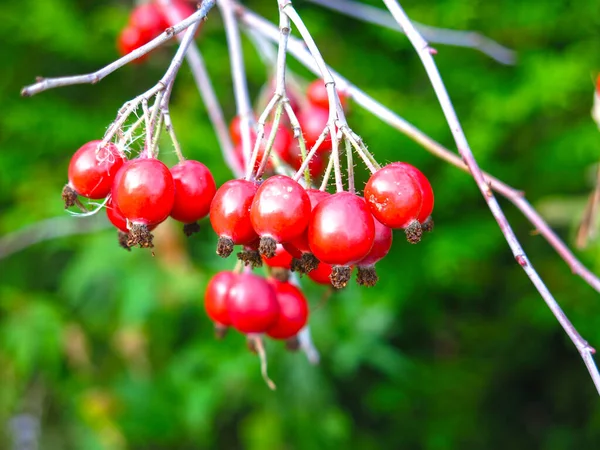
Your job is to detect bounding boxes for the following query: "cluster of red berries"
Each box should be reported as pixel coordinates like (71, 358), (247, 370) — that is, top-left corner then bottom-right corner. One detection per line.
(209, 162), (433, 288)
(229, 80), (350, 179)
(117, 1), (197, 62)
(63, 140), (216, 248)
(205, 271), (308, 344)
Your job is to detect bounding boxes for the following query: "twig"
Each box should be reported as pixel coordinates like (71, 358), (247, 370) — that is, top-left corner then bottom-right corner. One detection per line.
(219, 0), (254, 173)
(237, 4), (600, 295)
(305, 0), (516, 65)
(20, 0), (217, 97)
(381, 0), (600, 394)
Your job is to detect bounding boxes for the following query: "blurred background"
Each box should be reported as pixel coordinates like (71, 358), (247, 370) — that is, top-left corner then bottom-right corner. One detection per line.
(2, 0), (600, 448)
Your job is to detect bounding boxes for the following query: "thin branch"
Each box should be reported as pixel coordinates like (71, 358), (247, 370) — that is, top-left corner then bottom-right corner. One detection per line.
(186, 44), (241, 177)
(219, 0), (254, 174)
(20, 0), (216, 97)
(305, 0), (516, 65)
(381, 0), (599, 394)
(237, 5), (600, 296)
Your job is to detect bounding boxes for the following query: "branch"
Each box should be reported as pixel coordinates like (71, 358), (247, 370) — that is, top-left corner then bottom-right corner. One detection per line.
(381, 0), (600, 394)
(20, 0), (216, 97)
(305, 0), (516, 65)
(218, 0), (254, 173)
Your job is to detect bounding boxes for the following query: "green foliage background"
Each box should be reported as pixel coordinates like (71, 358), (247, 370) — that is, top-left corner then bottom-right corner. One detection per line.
(1, 0), (600, 448)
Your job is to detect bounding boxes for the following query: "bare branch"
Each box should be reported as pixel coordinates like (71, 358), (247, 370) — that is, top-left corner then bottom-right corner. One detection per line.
(381, 0), (599, 394)
(219, 0), (254, 173)
(21, 0), (216, 97)
(305, 0), (516, 65)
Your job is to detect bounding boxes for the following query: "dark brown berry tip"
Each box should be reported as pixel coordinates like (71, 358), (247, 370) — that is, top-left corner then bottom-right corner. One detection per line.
(214, 324), (228, 340)
(421, 216), (434, 233)
(258, 236), (277, 259)
(356, 265), (378, 287)
(285, 336), (300, 352)
(237, 249), (263, 268)
(183, 222), (201, 237)
(405, 220), (423, 244)
(127, 223), (154, 248)
(330, 265), (352, 289)
(62, 185), (77, 208)
(301, 253), (319, 273)
(290, 257), (306, 274)
(271, 267), (290, 282)
(117, 231), (132, 251)
(216, 236), (234, 258)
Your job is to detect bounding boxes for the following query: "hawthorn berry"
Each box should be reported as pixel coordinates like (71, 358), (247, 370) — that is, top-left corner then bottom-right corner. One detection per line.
(209, 179), (259, 257)
(307, 261), (333, 285)
(306, 80), (348, 110)
(158, 0), (197, 27)
(66, 140), (125, 201)
(204, 271), (238, 337)
(308, 192), (375, 288)
(297, 106), (331, 152)
(233, 124), (293, 174)
(356, 218), (393, 287)
(390, 162), (435, 230)
(250, 175), (311, 258)
(117, 26), (150, 61)
(364, 163), (430, 243)
(170, 160), (216, 235)
(283, 141), (328, 180)
(129, 3), (167, 42)
(226, 272), (280, 334)
(262, 244), (294, 270)
(284, 188), (330, 273)
(266, 280), (309, 340)
(112, 158), (175, 247)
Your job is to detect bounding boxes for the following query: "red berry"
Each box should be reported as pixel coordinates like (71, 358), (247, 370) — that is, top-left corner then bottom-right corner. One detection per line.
(159, 0), (196, 26)
(266, 280), (309, 340)
(262, 244), (294, 269)
(106, 196), (129, 233)
(117, 26), (150, 61)
(250, 175), (311, 257)
(170, 160), (216, 223)
(233, 124), (293, 174)
(364, 163), (424, 229)
(307, 261), (333, 285)
(308, 192), (375, 265)
(306, 80), (348, 110)
(389, 162), (434, 223)
(68, 140), (125, 199)
(358, 218), (393, 267)
(297, 106), (331, 153)
(112, 158), (175, 226)
(285, 189), (330, 255)
(284, 141), (328, 179)
(204, 271), (237, 327)
(129, 3), (167, 41)
(226, 272), (280, 334)
(210, 179), (259, 255)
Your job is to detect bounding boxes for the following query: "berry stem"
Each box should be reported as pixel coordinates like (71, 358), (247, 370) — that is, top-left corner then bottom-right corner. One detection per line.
(319, 151), (335, 191)
(163, 110), (185, 162)
(284, 101), (312, 185)
(342, 127), (378, 173)
(291, 128), (330, 182)
(256, 102), (284, 178)
(250, 335), (276, 391)
(345, 137), (355, 193)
